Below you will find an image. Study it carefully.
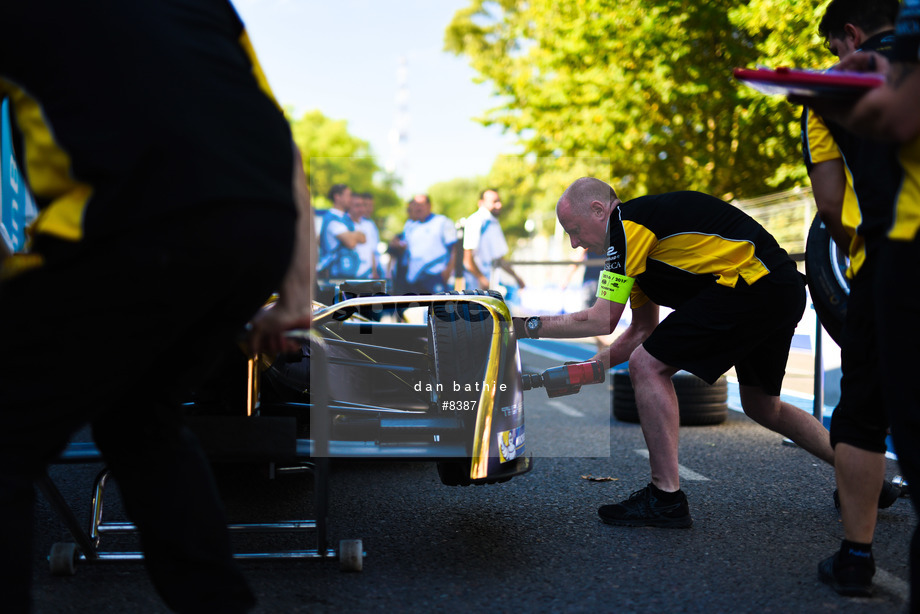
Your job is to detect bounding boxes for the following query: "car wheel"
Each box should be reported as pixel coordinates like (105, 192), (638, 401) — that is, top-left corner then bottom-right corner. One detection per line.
(805, 213), (848, 345)
(612, 368), (728, 426)
(429, 291), (497, 396)
(429, 291), (502, 486)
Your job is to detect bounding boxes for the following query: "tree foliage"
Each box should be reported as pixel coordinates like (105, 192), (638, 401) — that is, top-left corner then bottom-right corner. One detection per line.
(485, 155), (615, 240)
(427, 176), (486, 225)
(428, 156), (615, 241)
(289, 109), (402, 234)
(445, 0), (833, 207)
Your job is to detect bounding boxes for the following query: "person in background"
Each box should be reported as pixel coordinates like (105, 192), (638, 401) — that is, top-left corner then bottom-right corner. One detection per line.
(364, 192), (386, 279)
(0, 1), (314, 611)
(349, 191), (381, 279)
(399, 193), (457, 294)
(462, 188), (526, 291)
(317, 183), (365, 279)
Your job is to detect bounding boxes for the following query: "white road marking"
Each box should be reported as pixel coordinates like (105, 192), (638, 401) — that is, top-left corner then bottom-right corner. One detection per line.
(634, 449), (711, 481)
(547, 400), (585, 417)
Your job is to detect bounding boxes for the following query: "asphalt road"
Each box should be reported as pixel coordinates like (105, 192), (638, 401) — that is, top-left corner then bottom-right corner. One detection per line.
(30, 347), (914, 613)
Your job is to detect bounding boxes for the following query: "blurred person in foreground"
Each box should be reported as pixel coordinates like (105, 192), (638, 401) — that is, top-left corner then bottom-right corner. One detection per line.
(0, 1), (314, 611)
(513, 177), (834, 529)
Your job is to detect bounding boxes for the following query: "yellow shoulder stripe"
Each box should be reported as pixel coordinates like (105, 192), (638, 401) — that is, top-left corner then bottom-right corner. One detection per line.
(238, 31), (284, 114)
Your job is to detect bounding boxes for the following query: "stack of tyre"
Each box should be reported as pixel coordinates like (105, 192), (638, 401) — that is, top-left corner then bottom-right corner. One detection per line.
(611, 368), (728, 426)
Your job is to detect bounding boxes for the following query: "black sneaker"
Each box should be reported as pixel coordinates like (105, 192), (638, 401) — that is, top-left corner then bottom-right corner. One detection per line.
(598, 484), (693, 528)
(833, 479), (901, 510)
(818, 552), (875, 597)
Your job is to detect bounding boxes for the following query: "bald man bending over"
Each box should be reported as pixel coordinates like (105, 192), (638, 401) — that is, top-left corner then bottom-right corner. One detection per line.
(514, 177), (833, 528)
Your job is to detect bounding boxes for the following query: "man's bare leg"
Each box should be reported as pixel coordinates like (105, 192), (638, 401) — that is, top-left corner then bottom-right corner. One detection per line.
(738, 384), (835, 464)
(629, 346), (682, 492)
(836, 444), (885, 542)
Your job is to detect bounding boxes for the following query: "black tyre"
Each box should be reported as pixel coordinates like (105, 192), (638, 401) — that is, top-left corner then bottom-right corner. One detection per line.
(805, 214), (848, 345)
(429, 291), (502, 486)
(612, 368), (728, 426)
(429, 291), (498, 401)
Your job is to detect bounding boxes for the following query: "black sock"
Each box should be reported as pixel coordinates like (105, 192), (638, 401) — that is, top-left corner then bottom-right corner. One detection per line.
(649, 482), (682, 502)
(839, 540), (874, 566)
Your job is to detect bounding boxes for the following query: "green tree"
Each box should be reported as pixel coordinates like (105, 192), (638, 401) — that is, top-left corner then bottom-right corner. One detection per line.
(485, 155), (615, 240)
(730, 0), (830, 69)
(427, 156), (612, 243)
(289, 109), (402, 235)
(428, 176), (486, 224)
(446, 0), (827, 204)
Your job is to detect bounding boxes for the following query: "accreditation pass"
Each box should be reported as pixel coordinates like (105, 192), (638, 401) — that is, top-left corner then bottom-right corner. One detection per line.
(596, 270), (634, 304)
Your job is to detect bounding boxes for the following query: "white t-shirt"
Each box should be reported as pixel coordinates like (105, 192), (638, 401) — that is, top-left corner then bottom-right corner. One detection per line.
(462, 207), (508, 286)
(404, 213), (457, 282)
(354, 217), (379, 278)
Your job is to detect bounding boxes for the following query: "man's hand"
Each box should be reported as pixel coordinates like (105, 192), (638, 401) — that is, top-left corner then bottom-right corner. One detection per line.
(247, 301), (313, 356)
(787, 51), (888, 120)
(836, 50), (888, 75)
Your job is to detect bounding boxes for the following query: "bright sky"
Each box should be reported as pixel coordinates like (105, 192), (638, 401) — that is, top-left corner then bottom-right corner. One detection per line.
(234, 0), (518, 197)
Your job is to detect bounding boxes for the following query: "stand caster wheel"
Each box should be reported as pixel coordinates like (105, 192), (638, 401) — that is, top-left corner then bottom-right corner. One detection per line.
(338, 539), (363, 572)
(49, 542), (80, 576)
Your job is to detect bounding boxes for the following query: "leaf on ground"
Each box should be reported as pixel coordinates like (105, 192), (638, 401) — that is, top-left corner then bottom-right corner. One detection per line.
(581, 475), (618, 482)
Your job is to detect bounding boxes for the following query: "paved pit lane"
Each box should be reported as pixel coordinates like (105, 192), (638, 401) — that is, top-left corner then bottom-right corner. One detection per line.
(29, 346), (913, 613)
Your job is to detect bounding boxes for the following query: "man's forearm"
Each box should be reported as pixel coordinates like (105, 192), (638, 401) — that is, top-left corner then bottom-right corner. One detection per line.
(498, 258), (525, 287)
(247, 146), (315, 355)
(463, 250), (488, 286)
(443, 249), (457, 282)
(538, 299), (622, 339)
(595, 323), (648, 368)
(337, 231), (366, 250)
(848, 63), (920, 142)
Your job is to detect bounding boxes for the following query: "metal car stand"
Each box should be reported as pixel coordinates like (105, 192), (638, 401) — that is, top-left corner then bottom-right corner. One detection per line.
(40, 334), (364, 576)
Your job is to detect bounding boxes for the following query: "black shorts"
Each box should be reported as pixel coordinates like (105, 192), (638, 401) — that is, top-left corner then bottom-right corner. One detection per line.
(830, 248), (889, 453)
(642, 265), (805, 397)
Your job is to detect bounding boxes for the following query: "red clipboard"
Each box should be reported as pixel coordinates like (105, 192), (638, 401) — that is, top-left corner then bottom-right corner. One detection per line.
(733, 67), (884, 98)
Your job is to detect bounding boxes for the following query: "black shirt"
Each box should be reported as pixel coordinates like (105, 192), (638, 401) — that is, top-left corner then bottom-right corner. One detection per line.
(605, 191), (793, 309)
(0, 0), (294, 244)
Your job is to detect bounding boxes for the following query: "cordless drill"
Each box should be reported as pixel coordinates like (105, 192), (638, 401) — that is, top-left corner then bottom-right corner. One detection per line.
(520, 360), (606, 397)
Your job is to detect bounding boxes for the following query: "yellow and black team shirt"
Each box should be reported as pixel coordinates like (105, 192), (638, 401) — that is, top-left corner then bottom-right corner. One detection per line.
(890, 134), (920, 242)
(800, 33), (901, 277)
(605, 191), (793, 310)
(0, 0), (293, 251)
